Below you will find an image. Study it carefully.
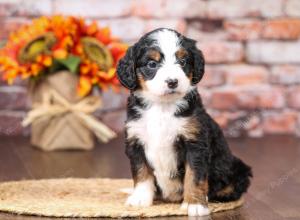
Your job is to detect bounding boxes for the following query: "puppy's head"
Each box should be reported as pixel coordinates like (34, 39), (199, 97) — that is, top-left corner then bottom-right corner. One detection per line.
(117, 28), (205, 102)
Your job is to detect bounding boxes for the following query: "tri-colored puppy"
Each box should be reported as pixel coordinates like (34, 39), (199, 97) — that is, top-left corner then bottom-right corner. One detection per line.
(117, 28), (252, 217)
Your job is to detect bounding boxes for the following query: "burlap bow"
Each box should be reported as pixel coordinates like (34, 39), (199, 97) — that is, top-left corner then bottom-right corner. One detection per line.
(22, 89), (116, 143)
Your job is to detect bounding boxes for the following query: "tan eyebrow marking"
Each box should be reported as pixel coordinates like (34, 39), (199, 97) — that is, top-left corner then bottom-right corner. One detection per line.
(148, 49), (161, 62)
(175, 48), (188, 59)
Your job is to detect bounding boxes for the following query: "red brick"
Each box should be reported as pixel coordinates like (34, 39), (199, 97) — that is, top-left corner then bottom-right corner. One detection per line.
(99, 18), (186, 41)
(257, 87), (285, 109)
(0, 3), (14, 17)
(187, 20), (228, 41)
(287, 86), (300, 109)
(187, 27), (228, 41)
(0, 0), (52, 16)
(271, 65), (300, 85)
(209, 111), (246, 129)
(0, 86), (28, 110)
(226, 111), (261, 137)
(210, 90), (239, 110)
(207, 0), (283, 19)
(262, 18), (300, 40)
(132, 0), (206, 18)
(198, 65), (225, 87)
(0, 111), (27, 136)
(54, 0), (132, 18)
(246, 115), (263, 138)
(238, 86), (285, 109)
(0, 17), (30, 40)
(197, 87), (211, 107)
(224, 19), (262, 41)
(262, 111), (298, 134)
(223, 65), (269, 85)
(297, 117), (300, 137)
(145, 19), (187, 34)
(210, 86), (285, 110)
(246, 41), (300, 64)
(285, 0), (300, 17)
(212, 113), (229, 129)
(98, 18), (145, 41)
(197, 41), (244, 64)
(208, 110), (263, 137)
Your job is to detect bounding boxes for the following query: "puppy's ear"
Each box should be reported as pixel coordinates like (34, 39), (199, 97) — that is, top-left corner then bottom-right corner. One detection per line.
(117, 45), (137, 90)
(190, 40), (205, 85)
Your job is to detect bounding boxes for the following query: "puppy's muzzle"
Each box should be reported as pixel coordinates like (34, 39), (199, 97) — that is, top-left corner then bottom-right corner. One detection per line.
(165, 78), (178, 89)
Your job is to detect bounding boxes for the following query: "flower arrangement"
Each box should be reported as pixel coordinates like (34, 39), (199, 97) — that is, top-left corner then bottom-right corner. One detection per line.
(0, 15), (128, 97)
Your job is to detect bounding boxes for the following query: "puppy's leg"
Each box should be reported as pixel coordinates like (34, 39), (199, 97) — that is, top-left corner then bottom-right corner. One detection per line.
(181, 144), (210, 216)
(125, 141), (155, 207)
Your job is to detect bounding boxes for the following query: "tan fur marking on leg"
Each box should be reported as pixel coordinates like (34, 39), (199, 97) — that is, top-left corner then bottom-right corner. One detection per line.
(183, 164), (208, 204)
(134, 163), (153, 186)
(162, 178), (183, 202)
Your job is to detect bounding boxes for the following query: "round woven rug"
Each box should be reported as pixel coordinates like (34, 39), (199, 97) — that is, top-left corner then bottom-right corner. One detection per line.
(0, 178), (243, 218)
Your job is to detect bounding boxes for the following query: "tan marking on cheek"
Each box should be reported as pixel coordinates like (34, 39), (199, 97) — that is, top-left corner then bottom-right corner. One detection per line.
(188, 72), (193, 81)
(137, 72), (148, 91)
(148, 50), (161, 62)
(176, 48), (188, 60)
(182, 117), (200, 141)
(183, 164), (208, 205)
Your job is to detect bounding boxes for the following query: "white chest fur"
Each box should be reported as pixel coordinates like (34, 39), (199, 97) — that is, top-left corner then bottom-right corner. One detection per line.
(126, 101), (188, 200)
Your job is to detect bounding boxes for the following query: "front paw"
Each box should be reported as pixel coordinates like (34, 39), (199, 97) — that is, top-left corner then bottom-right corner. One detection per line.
(180, 202), (210, 216)
(125, 191), (153, 207)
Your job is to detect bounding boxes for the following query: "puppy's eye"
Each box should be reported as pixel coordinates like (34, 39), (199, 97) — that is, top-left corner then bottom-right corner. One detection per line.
(178, 59), (186, 67)
(147, 60), (158, 69)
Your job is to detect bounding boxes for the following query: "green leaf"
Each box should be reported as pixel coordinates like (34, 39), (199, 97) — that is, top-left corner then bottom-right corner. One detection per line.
(55, 55), (81, 73)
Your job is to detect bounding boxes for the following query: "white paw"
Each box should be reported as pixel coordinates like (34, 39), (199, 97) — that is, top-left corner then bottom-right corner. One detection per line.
(125, 179), (154, 207)
(180, 203), (210, 216)
(125, 191), (153, 207)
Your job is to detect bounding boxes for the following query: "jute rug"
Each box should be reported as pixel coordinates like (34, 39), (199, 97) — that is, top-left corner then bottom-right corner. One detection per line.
(0, 178), (243, 218)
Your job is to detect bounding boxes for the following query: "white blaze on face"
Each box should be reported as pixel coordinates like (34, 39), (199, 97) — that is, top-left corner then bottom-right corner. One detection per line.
(144, 29), (191, 101)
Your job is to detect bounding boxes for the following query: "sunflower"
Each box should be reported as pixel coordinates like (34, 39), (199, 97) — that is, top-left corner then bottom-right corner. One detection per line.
(0, 15), (128, 97)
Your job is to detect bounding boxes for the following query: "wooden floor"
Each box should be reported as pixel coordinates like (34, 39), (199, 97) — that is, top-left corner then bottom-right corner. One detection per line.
(0, 134), (299, 220)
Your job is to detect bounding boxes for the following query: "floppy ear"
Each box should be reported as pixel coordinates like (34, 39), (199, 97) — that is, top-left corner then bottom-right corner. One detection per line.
(190, 41), (205, 85)
(116, 45), (137, 90)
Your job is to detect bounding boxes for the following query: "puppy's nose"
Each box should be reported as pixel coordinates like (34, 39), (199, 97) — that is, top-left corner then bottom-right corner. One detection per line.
(165, 78), (178, 89)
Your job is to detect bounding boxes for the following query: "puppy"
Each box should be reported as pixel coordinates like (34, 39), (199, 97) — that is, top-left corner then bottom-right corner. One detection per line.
(117, 28), (252, 217)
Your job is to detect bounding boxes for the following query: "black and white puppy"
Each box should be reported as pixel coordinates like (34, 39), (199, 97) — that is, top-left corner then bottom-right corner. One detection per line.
(117, 28), (252, 217)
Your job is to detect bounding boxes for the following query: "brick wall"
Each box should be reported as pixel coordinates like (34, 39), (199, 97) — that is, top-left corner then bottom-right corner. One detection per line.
(0, 0), (300, 137)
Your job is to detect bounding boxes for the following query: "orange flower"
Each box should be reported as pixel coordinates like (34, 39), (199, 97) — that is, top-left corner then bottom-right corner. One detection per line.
(109, 42), (128, 65)
(80, 60), (92, 75)
(4, 69), (18, 85)
(30, 63), (43, 76)
(74, 43), (83, 55)
(86, 21), (98, 36)
(77, 76), (92, 97)
(98, 68), (116, 81)
(0, 15), (127, 96)
(36, 55), (52, 67)
(96, 27), (112, 45)
(53, 49), (68, 59)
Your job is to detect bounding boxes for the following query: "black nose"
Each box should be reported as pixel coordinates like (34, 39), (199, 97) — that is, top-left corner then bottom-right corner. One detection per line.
(165, 78), (178, 89)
